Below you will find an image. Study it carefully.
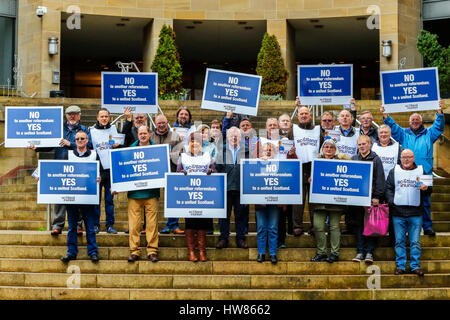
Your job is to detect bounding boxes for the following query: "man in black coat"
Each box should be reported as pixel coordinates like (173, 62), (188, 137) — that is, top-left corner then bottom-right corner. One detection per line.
(215, 126), (250, 249)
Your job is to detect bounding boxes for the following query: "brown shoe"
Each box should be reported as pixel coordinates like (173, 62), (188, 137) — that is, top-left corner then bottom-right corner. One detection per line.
(148, 254), (159, 263)
(394, 268), (405, 275)
(216, 239), (228, 249)
(236, 239), (248, 249)
(51, 228), (61, 236)
(411, 268), (424, 277)
(172, 228), (185, 235)
(197, 230), (208, 262)
(185, 229), (198, 262)
(293, 228), (303, 237)
(128, 254), (139, 263)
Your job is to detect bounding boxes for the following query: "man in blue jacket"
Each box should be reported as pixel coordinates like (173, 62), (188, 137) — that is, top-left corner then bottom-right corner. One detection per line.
(381, 100), (445, 235)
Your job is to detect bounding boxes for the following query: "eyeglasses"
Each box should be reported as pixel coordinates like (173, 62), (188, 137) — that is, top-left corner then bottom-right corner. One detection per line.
(75, 137), (86, 141)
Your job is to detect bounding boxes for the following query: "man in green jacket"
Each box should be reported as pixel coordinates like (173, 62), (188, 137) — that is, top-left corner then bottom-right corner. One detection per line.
(127, 125), (160, 263)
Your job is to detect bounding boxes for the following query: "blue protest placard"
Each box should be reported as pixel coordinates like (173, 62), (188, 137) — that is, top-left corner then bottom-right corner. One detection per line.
(101, 72), (158, 114)
(310, 159), (373, 207)
(37, 160), (99, 204)
(298, 64), (353, 105)
(380, 67), (440, 113)
(5, 106), (63, 148)
(240, 159), (302, 204)
(164, 173), (227, 218)
(110, 144), (170, 192)
(201, 68), (262, 116)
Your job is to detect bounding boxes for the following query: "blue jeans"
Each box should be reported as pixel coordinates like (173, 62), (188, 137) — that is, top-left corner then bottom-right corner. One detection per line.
(165, 218), (180, 231)
(95, 177), (115, 228)
(353, 207), (377, 255)
(393, 215), (422, 271)
(422, 195), (432, 231)
(67, 205), (98, 257)
(256, 205), (280, 256)
(219, 191), (248, 242)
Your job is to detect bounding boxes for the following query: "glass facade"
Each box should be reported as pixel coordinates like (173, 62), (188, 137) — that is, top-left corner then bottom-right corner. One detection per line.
(0, 0), (16, 89)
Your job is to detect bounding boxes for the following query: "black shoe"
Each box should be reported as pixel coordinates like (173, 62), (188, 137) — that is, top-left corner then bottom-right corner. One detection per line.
(257, 254), (265, 263)
(270, 255), (278, 264)
(90, 255), (99, 263)
(327, 254), (339, 263)
(60, 255), (76, 263)
(106, 226), (118, 234)
(310, 254), (328, 262)
(424, 229), (436, 236)
(128, 254), (139, 263)
(124, 229), (129, 234)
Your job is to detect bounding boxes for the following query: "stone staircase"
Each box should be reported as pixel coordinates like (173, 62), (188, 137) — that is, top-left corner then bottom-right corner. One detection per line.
(0, 98), (449, 300)
(0, 170), (449, 299)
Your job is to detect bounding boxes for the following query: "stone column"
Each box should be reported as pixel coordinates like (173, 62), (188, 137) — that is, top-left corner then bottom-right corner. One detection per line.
(143, 18), (174, 72)
(379, 0), (421, 71)
(266, 19), (296, 99)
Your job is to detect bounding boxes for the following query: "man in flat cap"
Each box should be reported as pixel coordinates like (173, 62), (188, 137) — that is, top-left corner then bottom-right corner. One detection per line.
(29, 105), (92, 236)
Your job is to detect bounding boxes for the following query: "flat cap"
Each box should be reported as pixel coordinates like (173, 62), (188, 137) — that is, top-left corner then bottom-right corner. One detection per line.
(65, 105), (81, 114)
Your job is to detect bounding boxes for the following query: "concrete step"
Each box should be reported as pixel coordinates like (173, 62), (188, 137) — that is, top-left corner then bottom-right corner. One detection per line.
(0, 285), (448, 300)
(0, 231), (449, 248)
(0, 258), (449, 276)
(0, 272), (448, 290)
(0, 245), (448, 262)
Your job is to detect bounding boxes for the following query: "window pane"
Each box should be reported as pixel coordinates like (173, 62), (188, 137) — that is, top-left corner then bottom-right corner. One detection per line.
(0, 16), (15, 87)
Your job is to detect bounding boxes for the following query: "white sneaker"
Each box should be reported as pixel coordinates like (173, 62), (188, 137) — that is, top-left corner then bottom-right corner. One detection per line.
(352, 253), (364, 262)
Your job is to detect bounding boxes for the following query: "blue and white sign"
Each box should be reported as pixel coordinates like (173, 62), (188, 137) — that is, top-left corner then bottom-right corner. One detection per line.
(201, 68), (262, 116)
(310, 159), (373, 207)
(110, 144), (170, 192)
(240, 159), (302, 204)
(5, 106), (63, 148)
(380, 67), (440, 113)
(102, 72), (158, 114)
(298, 64), (353, 105)
(37, 160), (99, 204)
(164, 173), (227, 218)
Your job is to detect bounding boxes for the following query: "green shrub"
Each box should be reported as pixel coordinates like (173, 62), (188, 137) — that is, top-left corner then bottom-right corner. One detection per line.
(256, 33), (289, 98)
(151, 25), (184, 97)
(417, 30), (450, 95)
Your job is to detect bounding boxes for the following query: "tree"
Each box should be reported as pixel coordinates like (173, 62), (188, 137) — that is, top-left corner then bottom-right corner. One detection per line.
(256, 33), (289, 97)
(417, 30), (450, 95)
(151, 25), (183, 97)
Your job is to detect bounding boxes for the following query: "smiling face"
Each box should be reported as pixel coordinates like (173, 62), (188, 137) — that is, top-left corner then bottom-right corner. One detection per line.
(189, 139), (202, 155)
(97, 110), (110, 126)
(227, 128), (241, 148)
(75, 131), (88, 150)
(239, 120), (252, 134)
(177, 109), (190, 125)
(201, 128), (210, 142)
(137, 126), (150, 145)
(378, 126), (391, 145)
(155, 115), (169, 134)
(262, 143), (276, 159)
(409, 113), (423, 131)
(400, 149), (415, 169)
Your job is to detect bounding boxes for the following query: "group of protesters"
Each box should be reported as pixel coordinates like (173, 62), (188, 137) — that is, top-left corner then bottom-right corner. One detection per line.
(29, 97), (445, 276)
